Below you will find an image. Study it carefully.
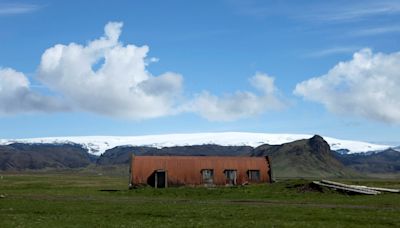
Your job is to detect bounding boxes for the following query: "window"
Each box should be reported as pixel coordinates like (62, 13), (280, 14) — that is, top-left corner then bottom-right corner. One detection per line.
(224, 170), (237, 185)
(201, 169), (214, 185)
(247, 170), (260, 182)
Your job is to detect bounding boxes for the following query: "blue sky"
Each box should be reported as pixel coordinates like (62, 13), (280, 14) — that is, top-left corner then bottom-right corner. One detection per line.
(1, 0), (400, 144)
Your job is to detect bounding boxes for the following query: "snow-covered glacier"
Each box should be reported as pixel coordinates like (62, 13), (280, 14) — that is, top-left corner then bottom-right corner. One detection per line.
(0, 132), (391, 156)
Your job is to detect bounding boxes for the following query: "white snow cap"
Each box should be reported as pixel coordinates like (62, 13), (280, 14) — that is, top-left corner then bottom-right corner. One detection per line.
(0, 132), (390, 156)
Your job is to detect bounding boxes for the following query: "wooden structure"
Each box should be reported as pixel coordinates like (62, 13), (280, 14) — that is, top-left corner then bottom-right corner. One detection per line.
(129, 155), (272, 188)
(313, 180), (400, 195)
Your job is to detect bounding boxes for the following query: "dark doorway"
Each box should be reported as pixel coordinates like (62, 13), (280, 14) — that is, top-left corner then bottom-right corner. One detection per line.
(155, 170), (167, 188)
(147, 170), (168, 188)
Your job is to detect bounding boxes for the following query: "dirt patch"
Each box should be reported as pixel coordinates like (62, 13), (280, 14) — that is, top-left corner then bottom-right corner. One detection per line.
(286, 182), (324, 193)
(99, 189), (121, 192)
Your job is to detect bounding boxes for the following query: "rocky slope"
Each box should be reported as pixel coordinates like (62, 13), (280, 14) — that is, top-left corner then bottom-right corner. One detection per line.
(0, 143), (96, 170)
(0, 136), (398, 179)
(0, 132), (390, 155)
(335, 148), (400, 174)
(251, 135), (355, 178)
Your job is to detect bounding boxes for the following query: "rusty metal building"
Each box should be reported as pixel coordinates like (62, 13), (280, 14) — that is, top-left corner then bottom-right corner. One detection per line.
(129, 155), (272, 188)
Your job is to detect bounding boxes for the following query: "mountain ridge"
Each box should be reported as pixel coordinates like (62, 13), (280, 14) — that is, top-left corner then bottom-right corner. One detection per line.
(0, 132), (390, 155)
(0, 143), (95, 170)
(1, 135), (398, 178)
(251, 135), (356, 178)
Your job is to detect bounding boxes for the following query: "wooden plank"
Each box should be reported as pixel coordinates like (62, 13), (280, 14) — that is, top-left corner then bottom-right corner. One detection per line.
(356, 186), (400, 193)
(322, 180), (400, 193)
(313, 181), (379, 195)
(321, 180), (381, 194)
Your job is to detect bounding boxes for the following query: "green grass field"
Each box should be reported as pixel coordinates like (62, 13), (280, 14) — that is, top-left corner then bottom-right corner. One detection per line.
(0, 172), (399, 227)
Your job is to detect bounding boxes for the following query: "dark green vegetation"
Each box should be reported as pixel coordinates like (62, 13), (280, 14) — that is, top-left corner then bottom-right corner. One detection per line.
(0, 173), (399, 227)
(1, 135), (399, 179)
(84, 136), (400, 179)
(0, 143), (96, 170)
(252, 135), (355, 178)
(335, 148), (400, 176)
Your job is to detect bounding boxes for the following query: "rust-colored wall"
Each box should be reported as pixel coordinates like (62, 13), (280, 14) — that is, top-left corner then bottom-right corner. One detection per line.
(130, 156), (271, 186)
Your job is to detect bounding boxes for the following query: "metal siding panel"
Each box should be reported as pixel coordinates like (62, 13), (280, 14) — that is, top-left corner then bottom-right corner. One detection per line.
(131, 156), (271, 186)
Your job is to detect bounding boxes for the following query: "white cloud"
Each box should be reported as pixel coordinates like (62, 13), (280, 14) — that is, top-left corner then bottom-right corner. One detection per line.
(307, 47), (360, 58)
(313, 1), (400, 22)
(38, 22), (183, 119)
(0, 68), (67, 114)
(228, 0), (400, 22)
(189, 73), (284, 121)
(294, 48), (400, 124)
(0, 22), (284, 121)
(352, 26), (400, 37)
(0, 3), (40, 15)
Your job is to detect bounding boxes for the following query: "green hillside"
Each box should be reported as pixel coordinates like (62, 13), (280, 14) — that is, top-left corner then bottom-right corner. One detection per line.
(252, 135), (357, 178)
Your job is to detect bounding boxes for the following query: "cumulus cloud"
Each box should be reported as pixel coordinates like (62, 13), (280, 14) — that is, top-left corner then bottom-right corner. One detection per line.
(0, 68), (67, 114)
(38, 22), (183, 119)
(189, 72), (285, 121)
(294, 48), (400, 124)
(0, 22), (284, 121)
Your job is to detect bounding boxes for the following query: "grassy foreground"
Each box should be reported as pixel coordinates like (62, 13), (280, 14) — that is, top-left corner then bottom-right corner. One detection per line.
(0, 172), (399, 227)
